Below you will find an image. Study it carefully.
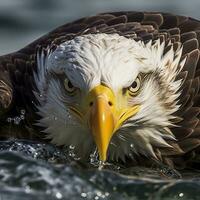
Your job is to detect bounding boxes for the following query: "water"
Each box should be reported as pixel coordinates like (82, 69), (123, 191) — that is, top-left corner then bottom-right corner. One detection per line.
(0, 140), (200, 200)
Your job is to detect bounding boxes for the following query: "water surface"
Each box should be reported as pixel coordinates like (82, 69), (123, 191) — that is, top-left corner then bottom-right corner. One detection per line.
(0, 140), (200, 200)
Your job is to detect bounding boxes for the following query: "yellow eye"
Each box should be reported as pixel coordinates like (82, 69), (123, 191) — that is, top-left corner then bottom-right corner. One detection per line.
(128, 77), (141, 95)
(64, 78), (76, 94)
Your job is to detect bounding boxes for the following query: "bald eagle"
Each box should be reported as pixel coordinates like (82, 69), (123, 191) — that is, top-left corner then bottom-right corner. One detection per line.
(0, 11), (200, 168)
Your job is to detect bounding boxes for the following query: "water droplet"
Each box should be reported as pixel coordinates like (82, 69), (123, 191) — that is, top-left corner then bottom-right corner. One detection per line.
(81, 193), (87, 198)
(69, 152), (75, 157)
(130, 143), (134, 148)
(96, 192), (102, 197)
(25, 186), (31, 193)
(55, 192), (63, 199)
(7, 118), (12, 123)
(69, 145), (75, 150)
(33, 152), (39, 159)
(105, 192), (109, 197)
(20, 109), (26, 115)
(179, 193), (184, 197)
(54, 116), (58, 120)
(98, 161), (105, 170)
(90, 148), (100, 167)
(68, 145), (80, 160)
(14, 117), (21, 125)
(20, 115), (25, 120)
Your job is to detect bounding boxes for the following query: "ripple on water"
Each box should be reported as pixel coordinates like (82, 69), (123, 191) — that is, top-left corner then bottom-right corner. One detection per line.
(0, 140), (200, 200)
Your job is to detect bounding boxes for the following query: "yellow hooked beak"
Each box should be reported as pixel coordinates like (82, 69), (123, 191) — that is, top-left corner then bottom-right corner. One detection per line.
(87, 85), (140, 162)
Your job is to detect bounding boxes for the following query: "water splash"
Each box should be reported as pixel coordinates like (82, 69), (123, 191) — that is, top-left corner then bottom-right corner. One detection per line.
(89, 148), (121, 171)
(90, 148), (100, 167)
(0, 140), (200, 199)
(14, 116), (21, 125)
(98, 161), (105, 170)
(21, 109), (25, 114)
(0, 139), (70, 163)
(6, 109), (26, 125)
(67, 145), (80, 161)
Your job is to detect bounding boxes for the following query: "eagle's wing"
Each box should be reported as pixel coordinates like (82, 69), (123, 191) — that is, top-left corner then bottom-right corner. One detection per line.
(0, 12), (200, 166)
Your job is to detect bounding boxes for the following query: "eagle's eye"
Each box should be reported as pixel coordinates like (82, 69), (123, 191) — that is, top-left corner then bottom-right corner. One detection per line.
(64, 78), (76, 95)
(128, 76), (141, 95)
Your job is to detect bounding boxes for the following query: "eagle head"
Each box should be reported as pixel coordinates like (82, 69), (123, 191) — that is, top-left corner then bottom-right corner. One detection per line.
(34, 33), (185, 163)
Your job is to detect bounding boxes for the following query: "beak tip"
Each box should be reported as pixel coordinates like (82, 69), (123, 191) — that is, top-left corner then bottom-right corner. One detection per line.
(97, 143), (108, 162)
(99, 153), (107, 162)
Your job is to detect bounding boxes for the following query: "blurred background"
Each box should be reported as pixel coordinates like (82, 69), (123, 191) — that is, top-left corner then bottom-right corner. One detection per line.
(0, 0), (200, 55)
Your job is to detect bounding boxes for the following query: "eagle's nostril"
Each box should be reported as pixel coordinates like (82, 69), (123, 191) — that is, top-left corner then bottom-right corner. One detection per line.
(89, 101), (93, 107)
(108, 101), (113, 106)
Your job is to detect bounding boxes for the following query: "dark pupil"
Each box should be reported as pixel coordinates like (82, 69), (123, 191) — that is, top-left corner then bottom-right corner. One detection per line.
(131, 81), (137, 89)
(68, 81), (73, 89)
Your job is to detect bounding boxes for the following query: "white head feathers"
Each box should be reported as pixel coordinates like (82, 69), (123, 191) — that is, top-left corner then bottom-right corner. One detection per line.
(44, 34), (183, 91)
(34, 33), (186, 161)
